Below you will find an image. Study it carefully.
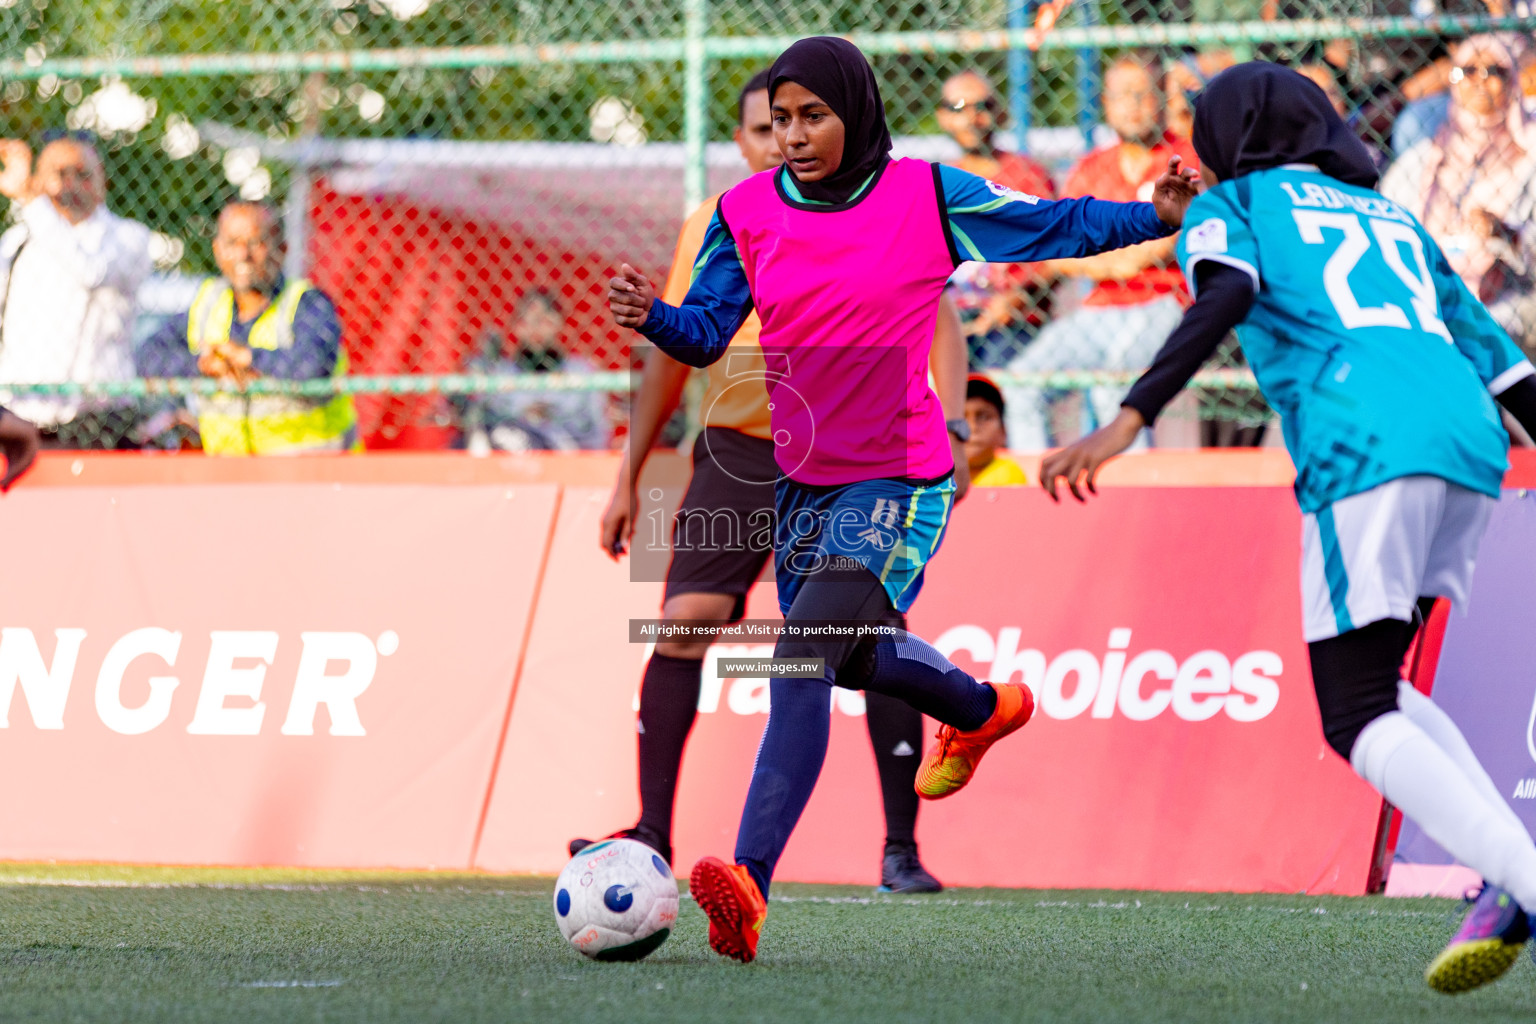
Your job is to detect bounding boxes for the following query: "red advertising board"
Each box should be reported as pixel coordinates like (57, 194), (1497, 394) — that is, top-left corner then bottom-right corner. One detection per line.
(0, 473), (554, 868)
(475, 475), (1385, 894)
(6, 449), (1506, 892)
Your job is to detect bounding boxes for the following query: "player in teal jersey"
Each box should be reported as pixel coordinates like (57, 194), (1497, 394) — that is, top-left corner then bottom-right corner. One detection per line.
(1041, 62), (1536, 996)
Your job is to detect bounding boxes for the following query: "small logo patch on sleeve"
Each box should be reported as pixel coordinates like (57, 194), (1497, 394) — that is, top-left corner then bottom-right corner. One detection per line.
(1185, 217), (1228, 254)
(985, 180), (1041, 205)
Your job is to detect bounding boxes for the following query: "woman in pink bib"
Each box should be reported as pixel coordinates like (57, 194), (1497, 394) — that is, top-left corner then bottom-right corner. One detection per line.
(608, 35), (1198, 962)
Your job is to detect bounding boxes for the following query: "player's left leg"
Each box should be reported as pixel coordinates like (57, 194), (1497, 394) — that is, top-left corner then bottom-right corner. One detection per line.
(696, 564), (1002, 955)
(692, 477), (1031, 961)
(1303, 478), (1536, 993)
(1313, 621), (1536, 993)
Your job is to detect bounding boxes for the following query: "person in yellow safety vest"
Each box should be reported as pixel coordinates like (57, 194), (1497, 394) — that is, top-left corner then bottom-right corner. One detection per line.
(136, 201), (360, 455)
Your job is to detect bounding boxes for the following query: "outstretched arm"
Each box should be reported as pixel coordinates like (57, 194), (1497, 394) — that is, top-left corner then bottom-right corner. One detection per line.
(937, 158), (1199, 266)
(1039, 261), (1255, 502)
(608, 210), (754, 368)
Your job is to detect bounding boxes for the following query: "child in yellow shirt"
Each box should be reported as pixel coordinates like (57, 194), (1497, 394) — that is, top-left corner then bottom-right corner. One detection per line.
(965, 374), (1027, 486)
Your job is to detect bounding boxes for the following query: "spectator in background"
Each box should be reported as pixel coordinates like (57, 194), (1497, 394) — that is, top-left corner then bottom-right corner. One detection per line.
(137, 201), (360, 455)
(1381, 34), (1536, 356)
(936, 70), (1058, 368)
(1392, 1), (1530, 153)
(1165, 49), (1238, 139)
(1190, 0), (1277, 24)
(0, 134), (150, 448)
(1296, 61), (1386, 170)
(963, 374), (1026, 486)
(457, 288), (608, 451)
(1004, 52), (1197, 450)
(1297, 62), (1349, 115)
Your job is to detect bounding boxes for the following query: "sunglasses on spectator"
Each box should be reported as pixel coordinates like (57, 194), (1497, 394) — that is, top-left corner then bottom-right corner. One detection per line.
(940, 96), (997, 114)
(1450, 64), (1511, 84)
(39, 128), (99, 145)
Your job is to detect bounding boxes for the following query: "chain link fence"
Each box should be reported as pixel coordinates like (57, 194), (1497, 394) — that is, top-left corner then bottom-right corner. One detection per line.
(0, 0), (1530, 451)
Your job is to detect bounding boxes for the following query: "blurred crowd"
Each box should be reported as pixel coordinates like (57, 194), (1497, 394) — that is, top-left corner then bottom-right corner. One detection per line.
(1, 21), (1534, 454)
(938, 31), (1536, 449)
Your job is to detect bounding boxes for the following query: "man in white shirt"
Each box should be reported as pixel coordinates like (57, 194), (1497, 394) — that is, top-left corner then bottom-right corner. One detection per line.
(0, 135), (151, 445)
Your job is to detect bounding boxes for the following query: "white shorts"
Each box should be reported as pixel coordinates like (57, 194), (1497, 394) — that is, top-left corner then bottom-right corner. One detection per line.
(1300, 475), (1494, 642)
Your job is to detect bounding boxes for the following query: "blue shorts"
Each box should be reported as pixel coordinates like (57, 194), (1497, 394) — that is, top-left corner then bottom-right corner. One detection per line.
(773, 474), (956, 615)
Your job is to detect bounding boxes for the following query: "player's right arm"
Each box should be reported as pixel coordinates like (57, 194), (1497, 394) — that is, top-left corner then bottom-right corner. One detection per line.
(604, 205), (740, 558)
(607, 210), (754, 369)
(1426, 237), (1536, 439)
(603, 351), (691, 559)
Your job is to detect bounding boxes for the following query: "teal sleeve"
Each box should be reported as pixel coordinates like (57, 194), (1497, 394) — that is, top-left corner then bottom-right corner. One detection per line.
(1177, 186), (1261, 297)
(1428, 235), (1534, 392)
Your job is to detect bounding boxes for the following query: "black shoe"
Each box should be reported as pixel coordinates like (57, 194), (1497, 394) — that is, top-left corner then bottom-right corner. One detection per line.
(878, 840), (942, 893)
(567, 827), (672, 866)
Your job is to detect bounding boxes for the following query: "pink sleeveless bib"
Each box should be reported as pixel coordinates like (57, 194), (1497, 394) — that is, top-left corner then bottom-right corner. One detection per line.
(718, 158), (956, 485)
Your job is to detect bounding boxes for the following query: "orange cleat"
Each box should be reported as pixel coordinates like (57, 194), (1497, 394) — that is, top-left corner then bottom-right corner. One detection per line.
(914, 682), (1035, 800)
(689, 856), (768, 963)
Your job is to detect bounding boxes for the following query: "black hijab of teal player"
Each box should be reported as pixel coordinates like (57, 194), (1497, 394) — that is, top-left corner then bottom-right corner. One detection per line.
(1192, 61), (1379, 188)
(767, 36), (893, 204)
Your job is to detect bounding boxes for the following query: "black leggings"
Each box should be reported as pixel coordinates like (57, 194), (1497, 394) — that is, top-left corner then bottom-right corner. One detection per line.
(773, 560), (900, 675)
(1308, 597), (1435, 760)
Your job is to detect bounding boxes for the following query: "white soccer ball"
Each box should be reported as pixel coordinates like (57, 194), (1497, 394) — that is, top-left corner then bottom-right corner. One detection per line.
(553, 838), (679, 961)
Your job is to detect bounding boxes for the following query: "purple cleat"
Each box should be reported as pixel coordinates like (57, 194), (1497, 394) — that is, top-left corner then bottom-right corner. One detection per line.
(1424, 885), (1531, 994)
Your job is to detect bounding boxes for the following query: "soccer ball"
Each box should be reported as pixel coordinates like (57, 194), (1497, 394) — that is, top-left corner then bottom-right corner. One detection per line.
(553, 838), (679, 961)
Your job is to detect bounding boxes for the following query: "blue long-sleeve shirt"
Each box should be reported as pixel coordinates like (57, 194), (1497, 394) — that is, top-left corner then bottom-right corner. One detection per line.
(637, 162), (1175, 366)
(137, 281), (344, 380)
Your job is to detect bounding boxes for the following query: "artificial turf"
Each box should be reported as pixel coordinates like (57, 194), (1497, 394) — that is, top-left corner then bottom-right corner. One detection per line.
(0, 863), (1525, 1023)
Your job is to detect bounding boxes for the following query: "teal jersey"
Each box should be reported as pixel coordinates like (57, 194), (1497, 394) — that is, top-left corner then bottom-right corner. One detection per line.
(1178, 165), (1533, 513)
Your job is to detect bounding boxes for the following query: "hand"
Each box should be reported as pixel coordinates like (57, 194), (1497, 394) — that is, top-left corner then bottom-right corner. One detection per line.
(1467, 209), (1499, 240)
(0, 139), (32, 201)
(600, 480), (637, 560)
(1151, 155), (1202, 229)
(950, 433), (971, 503)
(197, 347), (233, 380)
(0, 409), (40, 493)
(608, 263), (655, 329)
(1039, 408), (1145, 503)
(199, 344), (258, 387)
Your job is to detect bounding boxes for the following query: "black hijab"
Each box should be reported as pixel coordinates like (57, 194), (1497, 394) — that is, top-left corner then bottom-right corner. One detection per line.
(1192, 61), (1378, 189)
(768, 37), (892, 204)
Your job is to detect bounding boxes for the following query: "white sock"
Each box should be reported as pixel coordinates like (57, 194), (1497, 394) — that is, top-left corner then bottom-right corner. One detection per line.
(1395, 681), (1526, 834)
(1352, 711), (1536, 911)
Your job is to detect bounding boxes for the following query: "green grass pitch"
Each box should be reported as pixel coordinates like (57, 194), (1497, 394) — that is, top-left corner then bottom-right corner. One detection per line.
(0, 863), (1527, 1023)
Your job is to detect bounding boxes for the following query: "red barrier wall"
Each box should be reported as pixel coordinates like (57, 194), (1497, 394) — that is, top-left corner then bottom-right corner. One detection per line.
(475, 482), (1382, 893)
(0, 470), (554, 868)
(1, 450), (1529, 890)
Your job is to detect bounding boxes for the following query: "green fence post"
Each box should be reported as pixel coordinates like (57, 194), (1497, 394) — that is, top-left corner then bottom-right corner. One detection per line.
(684, 0), (709, 214)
